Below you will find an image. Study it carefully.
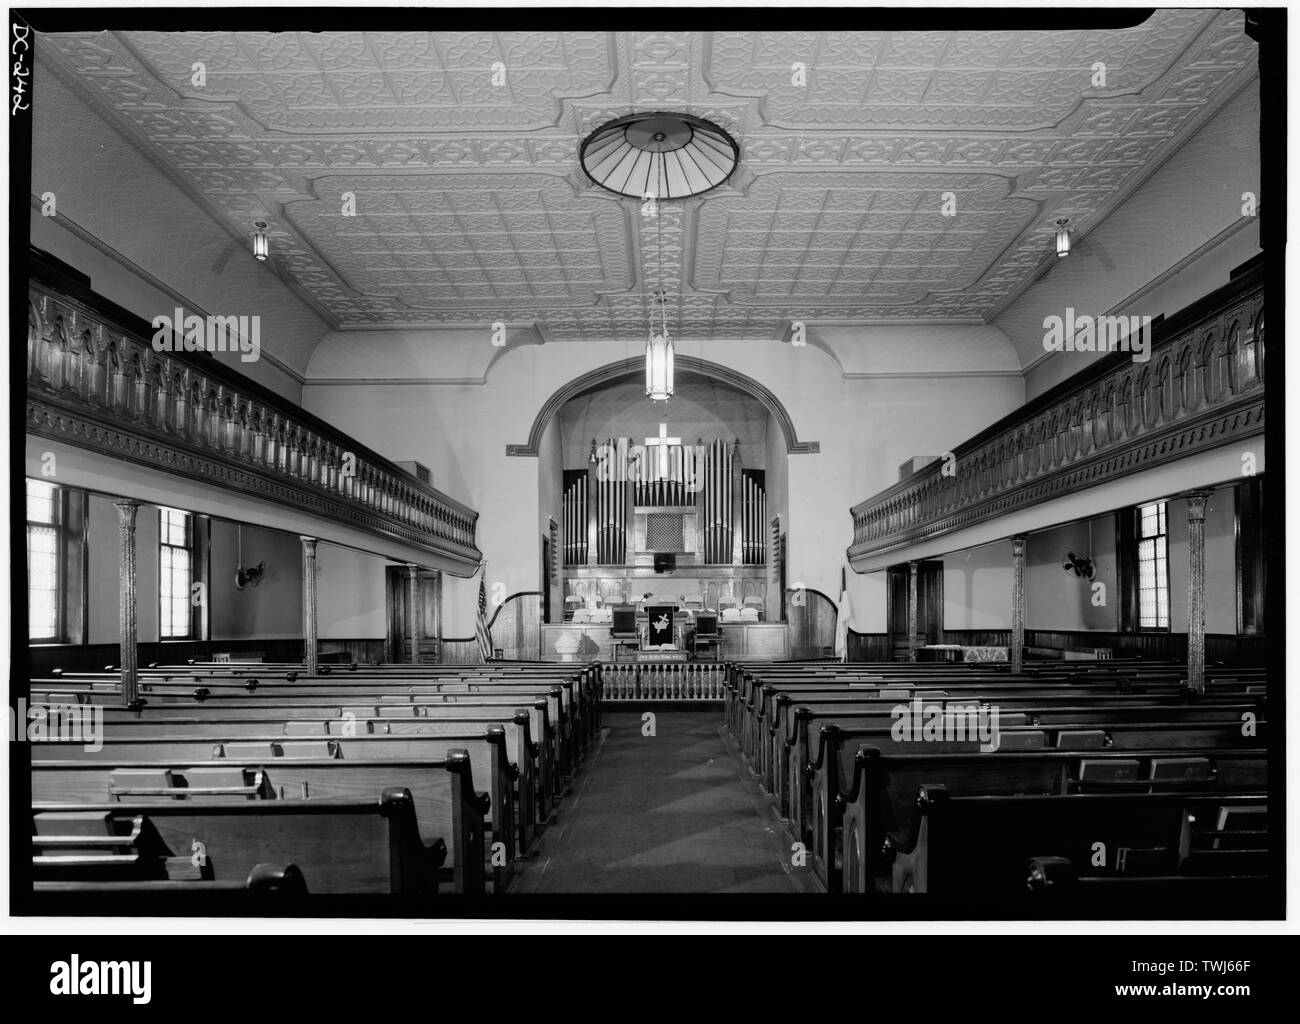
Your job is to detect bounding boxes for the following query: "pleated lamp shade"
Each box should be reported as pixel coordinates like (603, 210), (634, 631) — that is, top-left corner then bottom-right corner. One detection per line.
(580, 112), (739, 200)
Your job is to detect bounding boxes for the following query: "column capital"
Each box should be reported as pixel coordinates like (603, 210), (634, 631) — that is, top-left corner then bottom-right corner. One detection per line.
(1011, 535), (1026, 557)
(405, 562), (420, 577)
(299, 535), (318, 550)
(1184, 490), (1213, 521)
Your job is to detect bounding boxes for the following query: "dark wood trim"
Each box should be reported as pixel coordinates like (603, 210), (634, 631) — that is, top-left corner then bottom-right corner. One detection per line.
(941, 629), (1012, 647)
(1116, 506), (1137, 633)
(26, 262), (480, 568)
(845, 630), (891, 662)
(849, 263), (1265, 562)
(27, 636), (388, 675)
(1236, 476), (1265, 637)
(946, 257), (1263, 456)
(29, 246), (392, 473)
(841, 628), (1264, 667)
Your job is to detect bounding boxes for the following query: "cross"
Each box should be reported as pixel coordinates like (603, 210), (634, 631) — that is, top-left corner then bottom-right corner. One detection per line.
(645, 422), (681, 479)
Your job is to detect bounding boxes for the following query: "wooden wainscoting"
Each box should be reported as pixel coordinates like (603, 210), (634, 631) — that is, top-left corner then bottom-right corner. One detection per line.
(1025, 629), (1265, 666)
(25, 637), (386, 675)
(440, 592), (543, 664)
(845, 631), (892, 662)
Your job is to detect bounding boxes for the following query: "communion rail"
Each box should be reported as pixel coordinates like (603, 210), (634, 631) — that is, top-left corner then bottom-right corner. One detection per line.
(598, 661), (727, 701)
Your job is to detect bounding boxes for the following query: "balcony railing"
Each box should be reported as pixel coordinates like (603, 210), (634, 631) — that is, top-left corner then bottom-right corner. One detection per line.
(848, 261), (1265, 562)
(25, 263), (480, 569)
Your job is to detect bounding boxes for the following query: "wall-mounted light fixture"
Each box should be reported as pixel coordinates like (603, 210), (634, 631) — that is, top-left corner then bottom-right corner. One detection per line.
(1055, 218), (1071, 259)
(253, 221), (270, 261)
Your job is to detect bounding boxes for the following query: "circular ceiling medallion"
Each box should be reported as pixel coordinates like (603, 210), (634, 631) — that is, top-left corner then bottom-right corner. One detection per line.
(579, 112), (740, 200)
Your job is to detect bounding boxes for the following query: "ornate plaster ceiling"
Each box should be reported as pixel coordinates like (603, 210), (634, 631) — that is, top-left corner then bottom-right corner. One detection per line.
(39, 15), (1257, 341)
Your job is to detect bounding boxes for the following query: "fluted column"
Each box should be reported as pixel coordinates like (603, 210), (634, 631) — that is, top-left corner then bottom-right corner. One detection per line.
(907, 560), (919, 661)
(301, 536), (318, 674)
(115, 501), (141, 706)
(1185, 492), (1211, 693)
(407, 564), (421, 664)
(1011, 535), (1026, 674)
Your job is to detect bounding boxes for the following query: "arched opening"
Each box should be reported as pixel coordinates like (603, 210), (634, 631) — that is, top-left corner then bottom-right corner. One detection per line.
(506, 356), (819, 458)
(530, 362), (808, 663)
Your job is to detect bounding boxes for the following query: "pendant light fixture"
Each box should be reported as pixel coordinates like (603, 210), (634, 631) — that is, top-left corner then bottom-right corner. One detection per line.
(580, 112), (739, 200)
(645, 154), (674, 402)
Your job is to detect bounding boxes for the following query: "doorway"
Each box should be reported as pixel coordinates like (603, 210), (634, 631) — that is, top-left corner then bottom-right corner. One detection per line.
(385, 566), (442, 663)
(886, 561), (943, 660)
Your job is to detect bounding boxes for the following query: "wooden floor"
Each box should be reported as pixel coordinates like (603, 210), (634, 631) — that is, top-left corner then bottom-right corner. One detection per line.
(512, 711), (815, 894)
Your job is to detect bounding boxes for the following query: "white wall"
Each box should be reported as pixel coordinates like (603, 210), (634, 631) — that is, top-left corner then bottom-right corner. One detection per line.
(30, 64), (328, 397)
(998, 80), (1261, 395)
(303, 333), (1026, 639)
(317, 544), (388, 639)
(78, 493), (384, 644)
(208, 521), (302, 640)
(941, 485), (1241, 636)
(942, 542), (1013, 631)
(1024, 516), (1118, 632)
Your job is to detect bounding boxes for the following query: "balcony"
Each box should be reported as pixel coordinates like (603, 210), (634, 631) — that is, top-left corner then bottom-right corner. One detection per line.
(848, 261), (1265, 565)
(25, 256), (481, 572)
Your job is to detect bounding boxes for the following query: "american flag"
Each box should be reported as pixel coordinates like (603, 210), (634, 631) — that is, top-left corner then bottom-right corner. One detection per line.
(476, 569), (494, 663)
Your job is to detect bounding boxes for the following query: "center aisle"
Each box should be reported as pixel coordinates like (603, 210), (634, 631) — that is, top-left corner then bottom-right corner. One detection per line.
(513, 711), (812, 894)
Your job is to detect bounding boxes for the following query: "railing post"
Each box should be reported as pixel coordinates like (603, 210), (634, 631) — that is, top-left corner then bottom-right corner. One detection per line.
(114, 500), (141, 707)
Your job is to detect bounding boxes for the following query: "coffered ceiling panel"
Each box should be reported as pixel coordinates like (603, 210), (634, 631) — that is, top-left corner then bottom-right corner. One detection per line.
(36, 13), (1257, 345)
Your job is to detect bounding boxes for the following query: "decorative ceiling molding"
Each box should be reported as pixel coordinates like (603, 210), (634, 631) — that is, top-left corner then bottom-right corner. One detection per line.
(506, 355), (820, 457)
(37, 17), (1258, 346)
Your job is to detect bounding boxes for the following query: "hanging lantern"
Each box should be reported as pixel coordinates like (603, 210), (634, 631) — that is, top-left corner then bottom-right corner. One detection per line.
(646, 332), (674, 401)
(646, 291), (674, 401)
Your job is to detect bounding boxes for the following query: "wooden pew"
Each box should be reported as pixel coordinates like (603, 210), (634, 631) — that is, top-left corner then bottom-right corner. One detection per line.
(33, 861), (309, 898)
(883, 788), (1269, 895)
(34, 730), (519, 889)
(782, 706), (1266, 832)
(734, 675), (1258, 767)
(93, 697), (560, 819)
(32, 751), (491, 894)
(100, 710), (542, 851)
(835, 746), (1269, 895)
(49, 683), (579, 785)
(33, 789), (441, 894)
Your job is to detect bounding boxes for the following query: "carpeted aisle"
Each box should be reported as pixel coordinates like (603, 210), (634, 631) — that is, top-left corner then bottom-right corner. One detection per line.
(513, 711), (810, 894)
